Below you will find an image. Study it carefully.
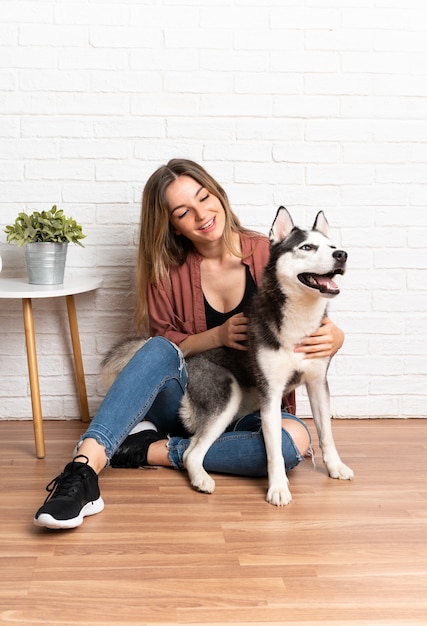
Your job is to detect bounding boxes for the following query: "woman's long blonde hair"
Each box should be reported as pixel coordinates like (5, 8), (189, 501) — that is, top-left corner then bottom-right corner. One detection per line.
(135, 158), (250, 334)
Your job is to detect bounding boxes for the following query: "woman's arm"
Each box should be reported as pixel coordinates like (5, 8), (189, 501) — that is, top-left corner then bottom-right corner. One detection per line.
(293, 317), (344, 359)
(183, 316), (344, 359)
(180, 313), (249, 356)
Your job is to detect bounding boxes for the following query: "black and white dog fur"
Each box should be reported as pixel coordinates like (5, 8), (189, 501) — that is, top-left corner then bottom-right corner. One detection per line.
(101, 207), (353, 506)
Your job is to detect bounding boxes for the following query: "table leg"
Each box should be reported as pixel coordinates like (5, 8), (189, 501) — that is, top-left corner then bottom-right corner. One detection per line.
(66, 295), (90, 423)
(22, 298), (46, 459)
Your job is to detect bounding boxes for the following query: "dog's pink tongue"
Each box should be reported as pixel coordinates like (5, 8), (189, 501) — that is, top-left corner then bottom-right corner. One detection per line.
(316, 275), (338, 290)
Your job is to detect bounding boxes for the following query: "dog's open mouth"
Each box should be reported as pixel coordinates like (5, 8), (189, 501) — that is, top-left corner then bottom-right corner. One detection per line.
(298, 270), (344, 295)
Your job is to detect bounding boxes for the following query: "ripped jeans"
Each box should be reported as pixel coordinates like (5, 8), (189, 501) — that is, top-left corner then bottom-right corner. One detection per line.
(80, 336), (310, 476)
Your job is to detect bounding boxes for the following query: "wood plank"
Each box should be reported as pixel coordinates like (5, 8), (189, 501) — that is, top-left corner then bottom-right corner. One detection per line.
(0, 418), (426, 625)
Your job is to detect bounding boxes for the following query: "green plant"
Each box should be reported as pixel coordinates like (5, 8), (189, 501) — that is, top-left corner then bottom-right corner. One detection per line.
(4, 205), (86, 247)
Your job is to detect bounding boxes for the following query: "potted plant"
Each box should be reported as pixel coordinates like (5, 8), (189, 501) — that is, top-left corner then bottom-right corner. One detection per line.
(4, 205), (86, 285)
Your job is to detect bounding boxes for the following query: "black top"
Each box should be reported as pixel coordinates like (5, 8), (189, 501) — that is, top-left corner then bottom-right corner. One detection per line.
(204, 264), (256, 330)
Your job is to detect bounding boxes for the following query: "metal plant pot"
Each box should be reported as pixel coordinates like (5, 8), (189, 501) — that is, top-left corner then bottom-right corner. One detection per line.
(24, 242), (68, 285)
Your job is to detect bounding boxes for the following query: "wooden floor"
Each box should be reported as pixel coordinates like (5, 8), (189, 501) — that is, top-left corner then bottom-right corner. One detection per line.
(0, 418), (426, 626)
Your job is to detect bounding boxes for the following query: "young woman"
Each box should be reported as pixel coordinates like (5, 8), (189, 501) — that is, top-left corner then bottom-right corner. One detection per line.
(34, 159), (344, 530)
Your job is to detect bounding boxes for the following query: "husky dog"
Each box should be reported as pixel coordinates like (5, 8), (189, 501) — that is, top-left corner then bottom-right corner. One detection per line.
(101, 207), (353, 506)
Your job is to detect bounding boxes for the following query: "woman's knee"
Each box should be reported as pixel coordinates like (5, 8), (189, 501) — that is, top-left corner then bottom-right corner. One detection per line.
(133, 336), (187, 390)
(281, 417), (311, 456)
(136, 336), (183, 367)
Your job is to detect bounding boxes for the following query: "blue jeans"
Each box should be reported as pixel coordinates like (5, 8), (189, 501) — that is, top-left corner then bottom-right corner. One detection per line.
(80, 337), (310, 475)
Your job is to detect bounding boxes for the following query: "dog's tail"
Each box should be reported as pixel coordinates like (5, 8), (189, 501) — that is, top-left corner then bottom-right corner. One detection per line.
(100, 337), (147, 390)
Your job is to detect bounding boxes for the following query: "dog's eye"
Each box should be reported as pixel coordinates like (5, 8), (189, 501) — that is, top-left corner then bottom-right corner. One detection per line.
(300, 244), (313, 251)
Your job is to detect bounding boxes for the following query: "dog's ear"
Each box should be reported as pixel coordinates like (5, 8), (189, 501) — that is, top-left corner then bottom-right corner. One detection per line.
(313, 211), (329, 237)
(269, 206), (294, 243)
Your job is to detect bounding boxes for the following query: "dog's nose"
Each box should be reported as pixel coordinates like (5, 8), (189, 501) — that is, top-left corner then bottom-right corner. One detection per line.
(333, 250), (347, 262)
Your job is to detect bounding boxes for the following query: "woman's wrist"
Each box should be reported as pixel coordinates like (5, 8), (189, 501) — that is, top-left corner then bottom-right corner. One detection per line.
(179, 327), (222, 357)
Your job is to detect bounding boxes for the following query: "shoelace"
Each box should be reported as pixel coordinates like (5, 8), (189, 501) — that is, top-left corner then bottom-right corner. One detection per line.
(43, 455), (90, 504)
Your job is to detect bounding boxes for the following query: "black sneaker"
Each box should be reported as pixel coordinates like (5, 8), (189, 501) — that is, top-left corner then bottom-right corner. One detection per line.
(34, 455), (104, 530)
(111, 429), (165, 468)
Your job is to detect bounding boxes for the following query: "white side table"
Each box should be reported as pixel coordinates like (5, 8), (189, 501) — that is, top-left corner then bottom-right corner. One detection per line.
(0, 276), (102, 458)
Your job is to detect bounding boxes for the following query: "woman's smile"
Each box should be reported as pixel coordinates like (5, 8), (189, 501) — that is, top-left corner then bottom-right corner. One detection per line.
(198, 217), (216, 232)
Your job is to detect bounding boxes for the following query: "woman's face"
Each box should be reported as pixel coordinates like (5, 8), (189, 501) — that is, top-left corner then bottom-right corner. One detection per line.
(166, 175), (226, 249)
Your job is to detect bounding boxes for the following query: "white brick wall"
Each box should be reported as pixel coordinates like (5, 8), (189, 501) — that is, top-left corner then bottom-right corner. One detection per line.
(0, 0), (426, 421)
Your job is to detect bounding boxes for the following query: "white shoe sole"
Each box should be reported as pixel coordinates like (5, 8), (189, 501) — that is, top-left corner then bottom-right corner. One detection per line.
(33, 496), (105, 530)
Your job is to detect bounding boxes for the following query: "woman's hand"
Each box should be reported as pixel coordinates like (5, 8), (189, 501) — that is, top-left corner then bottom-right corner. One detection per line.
(218, 312), (249, 351)
(179, 313), (249, 356)
(294, 317), (344, 359)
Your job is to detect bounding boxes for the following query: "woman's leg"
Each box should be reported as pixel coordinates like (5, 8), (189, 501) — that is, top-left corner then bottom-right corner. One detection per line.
(164, 412), (311, 476)
(34, 337), (187, 529)
(79, 336), (187, 467)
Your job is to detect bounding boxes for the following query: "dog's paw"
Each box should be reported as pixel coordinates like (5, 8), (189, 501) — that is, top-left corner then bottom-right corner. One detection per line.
(327, 462), (354, 481)
(184, 452), (216, 494)
(266, 484), (293, 507)
(190, 469), (216, 494)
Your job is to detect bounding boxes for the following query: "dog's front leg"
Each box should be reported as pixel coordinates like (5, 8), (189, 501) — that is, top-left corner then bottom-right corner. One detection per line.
(306, 378), (354, 481)
(261, 394), (292, 507)
(183, 412), (235, 493)
(181, 379), (243, 494)
(183, 432), (218, 494)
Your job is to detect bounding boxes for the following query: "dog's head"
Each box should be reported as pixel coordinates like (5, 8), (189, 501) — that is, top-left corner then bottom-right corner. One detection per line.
(268, 206), (347, 299)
